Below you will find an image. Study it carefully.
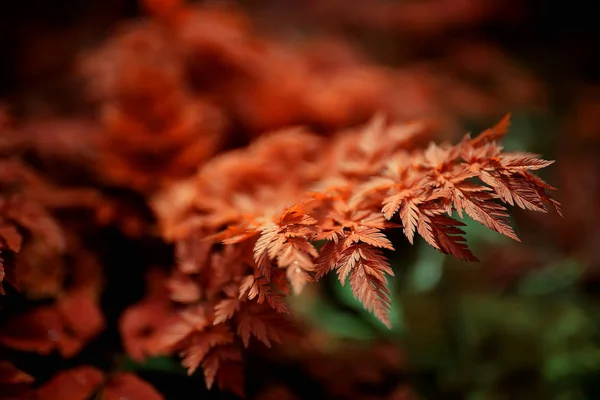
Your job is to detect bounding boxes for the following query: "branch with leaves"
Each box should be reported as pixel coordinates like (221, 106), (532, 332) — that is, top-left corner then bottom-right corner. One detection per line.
(140, 114), (560, 394)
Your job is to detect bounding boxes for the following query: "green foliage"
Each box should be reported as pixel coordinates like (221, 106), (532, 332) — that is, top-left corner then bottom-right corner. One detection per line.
(118, 355), (188, 376)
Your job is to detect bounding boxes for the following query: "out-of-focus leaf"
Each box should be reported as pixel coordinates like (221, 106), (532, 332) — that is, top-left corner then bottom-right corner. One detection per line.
(399, 293), (454, 368)
(406, 243), (444, 293)
(517, 258), (582, 296)
(118, 355), (186, 375)
(290, 285), (376, 340)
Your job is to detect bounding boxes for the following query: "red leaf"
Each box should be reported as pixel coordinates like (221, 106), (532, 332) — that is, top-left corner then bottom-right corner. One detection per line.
(36, 366), (104, 400)
(430, 215), (478, 262)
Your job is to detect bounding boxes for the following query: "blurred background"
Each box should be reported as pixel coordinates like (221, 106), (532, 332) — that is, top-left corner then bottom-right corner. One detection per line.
(0, 0), (599, 399)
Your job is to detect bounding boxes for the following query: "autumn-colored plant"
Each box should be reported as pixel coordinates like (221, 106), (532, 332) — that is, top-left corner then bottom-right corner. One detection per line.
(1, 0), (582, 398)
(75, 0), (546, 196)
(121, 114), (559, 394)
(0, 115), (161, 399)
